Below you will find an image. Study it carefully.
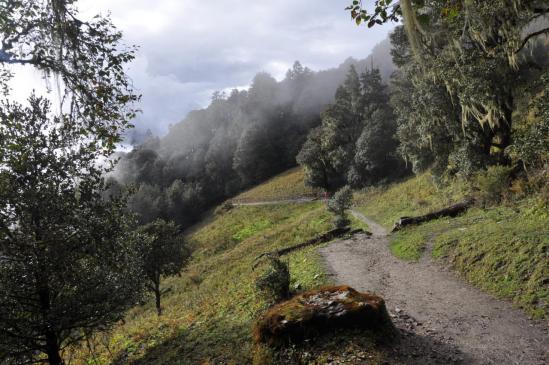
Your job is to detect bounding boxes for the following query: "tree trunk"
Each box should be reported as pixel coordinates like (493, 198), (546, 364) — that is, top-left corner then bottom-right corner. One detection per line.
(392, 199), (473, 232)
(45, 330), (63, 365)
(492, 90), (513, 165)
(154, 280), (162, 316)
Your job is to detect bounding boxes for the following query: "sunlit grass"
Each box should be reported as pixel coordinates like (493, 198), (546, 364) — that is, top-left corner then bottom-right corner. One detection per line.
(353, 172), (548, 319)
(353, 173), (470, 230)
(233, 167), (321, 203)
(71, 202), (334, 364)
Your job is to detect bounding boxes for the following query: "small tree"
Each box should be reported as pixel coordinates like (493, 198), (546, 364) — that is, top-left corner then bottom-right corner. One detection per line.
(138, 219), (190, 316)
(327, 186), (353, 228)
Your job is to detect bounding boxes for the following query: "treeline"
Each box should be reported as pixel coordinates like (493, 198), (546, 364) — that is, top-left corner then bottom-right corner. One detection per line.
(111, 45), (396, 228)
(297, 65), (405, 190)
(115, 2), (549, 229)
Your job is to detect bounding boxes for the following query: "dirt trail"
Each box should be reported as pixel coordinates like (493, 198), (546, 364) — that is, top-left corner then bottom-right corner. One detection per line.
(231, 197), (318, 206)
(319, 210), (548, 365)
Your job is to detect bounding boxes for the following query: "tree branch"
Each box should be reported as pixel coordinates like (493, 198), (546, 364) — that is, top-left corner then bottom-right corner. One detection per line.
(515, 27), (549, 53)
(0, 49), (35, 65)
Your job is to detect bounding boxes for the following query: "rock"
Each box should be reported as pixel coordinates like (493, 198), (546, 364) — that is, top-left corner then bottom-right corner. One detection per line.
(253, 285), (393, 345)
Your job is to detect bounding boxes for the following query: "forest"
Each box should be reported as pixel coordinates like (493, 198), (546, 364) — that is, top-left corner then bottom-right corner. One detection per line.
(113, 0), (549, 230)
(0, 0), (548, 364)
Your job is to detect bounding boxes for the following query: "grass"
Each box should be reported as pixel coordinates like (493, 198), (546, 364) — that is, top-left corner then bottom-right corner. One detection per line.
(354, 172), (549, 319)
(71, 202), (338, 364)
(353, 173), (469, 230)
(233, 167), (321, 203)
(390, 228), (431, 261)
(66, 167), (393, 364)
(432, 202), (549, 319)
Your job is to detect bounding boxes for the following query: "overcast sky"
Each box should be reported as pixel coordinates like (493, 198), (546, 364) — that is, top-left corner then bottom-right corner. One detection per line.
(13, 0), (396, 137)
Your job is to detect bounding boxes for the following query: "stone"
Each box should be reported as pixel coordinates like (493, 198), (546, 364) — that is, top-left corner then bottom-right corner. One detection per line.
(253, 285), (393, 345)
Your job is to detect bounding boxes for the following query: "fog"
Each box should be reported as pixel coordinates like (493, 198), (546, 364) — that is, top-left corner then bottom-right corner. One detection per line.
(110, 37), (396, 228)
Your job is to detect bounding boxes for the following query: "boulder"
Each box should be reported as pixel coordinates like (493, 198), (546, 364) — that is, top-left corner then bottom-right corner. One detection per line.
(253, 285), (393, 345)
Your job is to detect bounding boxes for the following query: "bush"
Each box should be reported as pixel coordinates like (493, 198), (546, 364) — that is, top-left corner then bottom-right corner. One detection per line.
(215, 201), (234, 215)
(327, 186), (353, 228)
(254, 254), (290, 304)
(474, 166), (513, 205)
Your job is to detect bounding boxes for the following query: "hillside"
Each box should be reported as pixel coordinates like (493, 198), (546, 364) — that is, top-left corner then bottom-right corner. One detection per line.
(354, 174), (548, 319)
(231, 167), (321, 203)
(71, 169), (389, 364)
(68, 168), (548, 364)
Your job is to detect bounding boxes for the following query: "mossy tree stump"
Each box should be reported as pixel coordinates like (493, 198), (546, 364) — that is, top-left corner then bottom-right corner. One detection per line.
(253, 285), (393, 345)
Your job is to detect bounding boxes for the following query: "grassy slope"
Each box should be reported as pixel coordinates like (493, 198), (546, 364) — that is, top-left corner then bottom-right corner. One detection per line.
(72, 169), (388, 365)
(73, 168), (376, 364)
(232, 167), (320, 203)
(75, 203), (332, 364)
(354, 173), (548, 318)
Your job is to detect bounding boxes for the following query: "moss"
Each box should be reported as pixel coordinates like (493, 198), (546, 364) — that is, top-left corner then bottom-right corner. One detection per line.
(253, 286), (393, 346)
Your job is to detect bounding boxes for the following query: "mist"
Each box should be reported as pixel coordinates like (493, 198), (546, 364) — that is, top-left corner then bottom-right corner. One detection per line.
(110, 38), (396, 227)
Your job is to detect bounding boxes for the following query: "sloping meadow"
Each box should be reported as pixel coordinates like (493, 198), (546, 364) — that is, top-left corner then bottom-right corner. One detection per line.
(72, 202), (334, 364)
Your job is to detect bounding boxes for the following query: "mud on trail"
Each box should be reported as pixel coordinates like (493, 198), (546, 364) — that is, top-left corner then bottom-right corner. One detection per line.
(319, 210), (548, 365)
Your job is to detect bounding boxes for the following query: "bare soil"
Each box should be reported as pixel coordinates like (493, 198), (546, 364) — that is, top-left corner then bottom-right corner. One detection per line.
(319, 210), (549, 365)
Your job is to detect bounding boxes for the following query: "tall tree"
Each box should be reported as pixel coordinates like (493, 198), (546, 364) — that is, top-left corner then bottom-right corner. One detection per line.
(0, 1), (142, 363)
(347, 0), (549, 164)
(299, 65), (403, 190)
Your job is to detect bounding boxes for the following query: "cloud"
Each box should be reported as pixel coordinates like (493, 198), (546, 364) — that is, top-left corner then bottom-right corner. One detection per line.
(67, 1), (398, 136)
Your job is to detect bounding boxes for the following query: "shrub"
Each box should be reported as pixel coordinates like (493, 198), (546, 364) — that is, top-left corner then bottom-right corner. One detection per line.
(473, 166), (513, 205)
(254, 254), (290, 304)
(327, 186), (353, 228)
(215, 201), (234, 215)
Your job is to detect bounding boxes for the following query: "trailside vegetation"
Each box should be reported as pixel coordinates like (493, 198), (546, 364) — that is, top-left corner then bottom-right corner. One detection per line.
(347, 0), (549, 178)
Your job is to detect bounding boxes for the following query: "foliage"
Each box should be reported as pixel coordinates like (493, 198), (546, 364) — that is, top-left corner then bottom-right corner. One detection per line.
(298, 66), (405, 191)
(0, 97), (144, 364)
(137, 219), (191, 316)
(327, 186), (353, 228)
(0, 0), (139, 153)
(473, 166), (513, 206)
(509, 72), (549, 170)
(0, 2), (141, 363)
(378, 2), (549, 176)
(254, 255), (290, 305)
